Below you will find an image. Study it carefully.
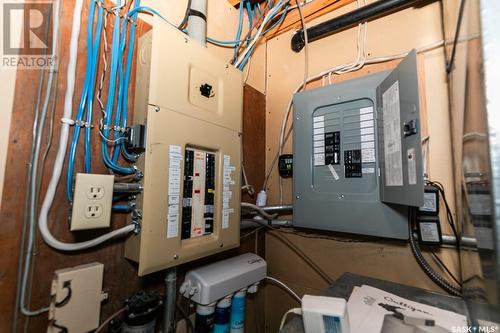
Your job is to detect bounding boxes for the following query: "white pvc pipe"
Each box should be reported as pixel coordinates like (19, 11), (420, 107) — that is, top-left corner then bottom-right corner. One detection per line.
(187, 0), (207, 45)
(38, 0), (134, 251)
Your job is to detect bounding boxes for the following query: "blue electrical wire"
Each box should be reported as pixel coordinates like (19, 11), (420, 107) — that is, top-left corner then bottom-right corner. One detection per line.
(127, 5), (166, 19)
(66, 0), (99, 201)
(237, 3), (290, 71)
(112, 204), (132, 212)
(233, 0), (244, 61)
(84, 1), (104, 172)
(245, 0), (253, 46)
(101, 0), (135, 174)
(114, 0), (140, 164)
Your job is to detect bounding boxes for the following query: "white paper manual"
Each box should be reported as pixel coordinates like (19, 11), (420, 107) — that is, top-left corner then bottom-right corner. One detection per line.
(347, 285), (467, 333)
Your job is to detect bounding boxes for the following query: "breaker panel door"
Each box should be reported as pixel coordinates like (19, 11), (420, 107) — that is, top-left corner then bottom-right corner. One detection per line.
(377, 50), (424, 207)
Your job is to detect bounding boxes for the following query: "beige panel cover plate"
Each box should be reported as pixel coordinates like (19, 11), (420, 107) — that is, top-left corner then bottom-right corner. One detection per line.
(47, 263), (105, 333)
(125, 21), (243, 276)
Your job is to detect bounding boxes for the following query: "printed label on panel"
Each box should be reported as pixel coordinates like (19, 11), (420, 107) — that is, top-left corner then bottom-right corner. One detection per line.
(382, 81), (403, 186)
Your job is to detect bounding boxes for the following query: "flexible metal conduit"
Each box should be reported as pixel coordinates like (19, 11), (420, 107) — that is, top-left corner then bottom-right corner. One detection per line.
(291, 0), (429, 52)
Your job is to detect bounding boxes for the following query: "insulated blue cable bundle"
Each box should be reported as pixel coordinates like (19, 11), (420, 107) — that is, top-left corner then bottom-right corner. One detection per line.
(237, 2), (290, 70)
(101, 0), (135, 174)
(101, 4), (164, 174)
(85, 3), (104, 171)
(233, 0), (245, 62)
(245, 0), (253, 46)
(66, 0), (103, 201)
(114, 0), (141, 164)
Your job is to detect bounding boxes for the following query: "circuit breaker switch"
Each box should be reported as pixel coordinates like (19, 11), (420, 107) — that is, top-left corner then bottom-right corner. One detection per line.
(403, 119), (418, 137)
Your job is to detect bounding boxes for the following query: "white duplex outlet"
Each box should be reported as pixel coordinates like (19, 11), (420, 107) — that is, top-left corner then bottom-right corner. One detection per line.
(71, 173), (115, 231)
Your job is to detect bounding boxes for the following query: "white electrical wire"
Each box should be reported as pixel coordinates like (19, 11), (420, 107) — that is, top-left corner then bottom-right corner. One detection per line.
(266, 276), (302, 304)
(278, 0), (368, 202)
(38, 0), (135, 251)
(241, 202), (278, 220)
(234, 1), (287, 67)
(280, 308), (302, 329)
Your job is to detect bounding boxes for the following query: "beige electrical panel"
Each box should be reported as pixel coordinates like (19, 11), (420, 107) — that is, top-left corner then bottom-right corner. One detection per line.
(125, 19), (243, 276)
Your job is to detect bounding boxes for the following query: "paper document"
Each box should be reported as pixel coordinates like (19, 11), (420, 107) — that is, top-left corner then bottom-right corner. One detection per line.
(347, 285), (468, 333)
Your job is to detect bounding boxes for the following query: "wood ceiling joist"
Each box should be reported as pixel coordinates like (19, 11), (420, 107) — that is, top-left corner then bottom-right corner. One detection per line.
(266, 0), (355, 38)
(225, 0), (355, 38)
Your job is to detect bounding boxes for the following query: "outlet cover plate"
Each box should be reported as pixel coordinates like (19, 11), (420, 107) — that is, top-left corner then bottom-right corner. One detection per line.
(71, 173), (114, 230)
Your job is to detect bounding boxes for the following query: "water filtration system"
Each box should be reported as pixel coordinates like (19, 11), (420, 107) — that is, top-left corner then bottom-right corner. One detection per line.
(181, 254), (266, 332)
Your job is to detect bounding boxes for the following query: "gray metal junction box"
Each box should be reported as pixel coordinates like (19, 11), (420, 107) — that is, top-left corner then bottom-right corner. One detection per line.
(292, 51), (423, 239)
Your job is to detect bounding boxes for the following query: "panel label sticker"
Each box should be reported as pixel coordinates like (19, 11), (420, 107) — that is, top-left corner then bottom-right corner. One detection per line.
(360, 120), (374, 128)
(360, 127), (374, 135)
(361, 134), (375, 142)
(167, 145), (182, 238)
(362, 167), (375, 174)
(314, 154), (325, 166)
(361, 141), (375, 149)
(222, 155), (234, 229)
(360, 107), (374, 114)
(313, 121), (325, 129)
(313, 127), (325, 135)
(360, 113), (374, 122)
(382, 81), (403, 186)
(362, 148), (376, 163)
(314, 140), (325, 148)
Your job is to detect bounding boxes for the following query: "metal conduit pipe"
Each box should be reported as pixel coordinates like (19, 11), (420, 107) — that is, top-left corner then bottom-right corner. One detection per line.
(260, 204), (294, 213)
(412, 232), (478, 249)
(163, 268), (177, 333)
(291, 0), (430, 52)
(241, 219), (293, 229)
(113, 183), (143, 193)
(241, 204), (293, 215)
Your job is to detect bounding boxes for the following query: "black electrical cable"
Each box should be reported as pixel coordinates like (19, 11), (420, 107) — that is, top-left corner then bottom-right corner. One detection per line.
(55, 281), (72, 308)
(446, 0), (467, 73)
(247, 219), (334, 284)
(178, 0), (192, 29)
(408, 208), (462, 296)
(50, 321), (68, 333)
(427, 246), (462, 287)
(425, 180), (460, 252)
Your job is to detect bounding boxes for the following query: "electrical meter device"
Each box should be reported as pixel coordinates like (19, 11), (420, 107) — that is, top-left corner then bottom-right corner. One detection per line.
(125, 19), (243, 275)
(292, 51), (423, 239)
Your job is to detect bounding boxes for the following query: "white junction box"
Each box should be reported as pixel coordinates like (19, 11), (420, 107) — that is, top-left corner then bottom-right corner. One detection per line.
(71, 173), (114, 230)
(47, 263), (107, 333)
(125, 18), (243, 275)
(302, 295), (350, 333)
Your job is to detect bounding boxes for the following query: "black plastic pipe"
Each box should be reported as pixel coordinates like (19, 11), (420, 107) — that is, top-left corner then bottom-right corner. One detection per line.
(291, 0), (427, 52)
